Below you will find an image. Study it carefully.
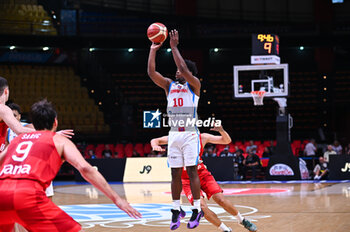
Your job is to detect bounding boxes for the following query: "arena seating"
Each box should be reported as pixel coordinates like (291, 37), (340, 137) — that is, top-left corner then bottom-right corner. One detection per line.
(83, 139), (309, 159)
(0, 0), (56, 35)
(0, 64), (109, 134)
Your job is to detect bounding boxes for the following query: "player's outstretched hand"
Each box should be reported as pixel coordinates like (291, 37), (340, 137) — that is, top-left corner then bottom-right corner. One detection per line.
(56, 129), (74, 138)
(150, 42), (163, 50)
(115, 198), (142, 219)
(210, 125), (224, 132)
(169, 29), (179, 48)
(152, 144), (165, 152)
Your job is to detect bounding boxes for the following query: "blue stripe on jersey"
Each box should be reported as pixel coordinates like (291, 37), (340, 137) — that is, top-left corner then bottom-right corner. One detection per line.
(6, 128), (10, 142)
(195, 129), (200, 165)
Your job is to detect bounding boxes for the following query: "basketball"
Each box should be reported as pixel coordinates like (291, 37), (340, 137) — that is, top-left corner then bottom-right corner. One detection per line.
(147, 22), (168, 43)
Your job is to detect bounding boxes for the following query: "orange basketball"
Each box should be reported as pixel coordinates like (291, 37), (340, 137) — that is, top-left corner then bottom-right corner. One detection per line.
(147, 22), (168, 44)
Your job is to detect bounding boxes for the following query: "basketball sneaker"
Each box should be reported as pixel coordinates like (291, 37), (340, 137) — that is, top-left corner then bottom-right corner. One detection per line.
(170, 207), (186, 230)
(187, 209), (204, 229)
(240, 218), (257, 232)
(224, 228), (232, 232)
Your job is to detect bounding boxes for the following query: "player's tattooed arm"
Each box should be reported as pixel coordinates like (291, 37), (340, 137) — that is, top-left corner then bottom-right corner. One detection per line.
(151, 136), (168, 152)
(147, 42), (172, 94)
(169, 29), (201, 96)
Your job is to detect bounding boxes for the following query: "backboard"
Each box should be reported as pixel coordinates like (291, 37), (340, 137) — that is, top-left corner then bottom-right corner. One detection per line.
(233, 64), (289, 99)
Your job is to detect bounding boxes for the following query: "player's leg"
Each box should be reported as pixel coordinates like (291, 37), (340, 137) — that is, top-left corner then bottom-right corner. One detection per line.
(212, 193), (257, 232)
(186, 165), (204, 229)
(198, 169), (231, 231)
(168, 132), (187, 229)
(200, 198), (232, 232)
(183, 174), (230, 231)
(170, 167), (184, 230)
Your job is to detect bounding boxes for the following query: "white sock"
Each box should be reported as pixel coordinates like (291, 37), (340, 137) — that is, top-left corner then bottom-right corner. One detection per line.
(235, 212), (244, 223)
(193, 199), (201, 211)
(172, 200), (180, 211)
(219, 222), (230, 231)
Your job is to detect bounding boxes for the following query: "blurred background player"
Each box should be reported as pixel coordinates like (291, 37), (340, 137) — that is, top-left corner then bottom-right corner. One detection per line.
(151, 125), (257, 232)
(0, 99), (141, 231)
(0, 77), (35, 152)
(147, 29), (203, 229)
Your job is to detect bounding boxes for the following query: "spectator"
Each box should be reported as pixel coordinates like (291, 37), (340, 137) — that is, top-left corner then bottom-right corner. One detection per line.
(243, 150), (261, 180)
(234, 145), (244, 155)
(87, 149), (96, 159)
(304, 139), (317, 157)
(203, 147), (216, 157)
(220, 146), (233, 157)
(323, 145), (336, 162)
(345, 143), (350, 155)
(132, 149), (141, 157)
(313, 157), (329, 180)
(245, 140), (257, 153)
(262, 147), (272, 157)
(102, 144), (113, 158)
(268, 140), (275, 154)
(332, 140), (343, 154)
(233, 149), (245, 179)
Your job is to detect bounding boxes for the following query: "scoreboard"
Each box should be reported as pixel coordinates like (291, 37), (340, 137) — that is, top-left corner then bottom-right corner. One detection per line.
(251, 34), (280, 64)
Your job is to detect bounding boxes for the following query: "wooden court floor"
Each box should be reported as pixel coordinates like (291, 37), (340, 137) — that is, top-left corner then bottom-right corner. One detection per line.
(52, 182), (350, 232)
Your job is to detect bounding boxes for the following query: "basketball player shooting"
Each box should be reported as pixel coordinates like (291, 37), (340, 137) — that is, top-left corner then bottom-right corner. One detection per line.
(147, 29), (203, 230)
(151, 125), (258, 232)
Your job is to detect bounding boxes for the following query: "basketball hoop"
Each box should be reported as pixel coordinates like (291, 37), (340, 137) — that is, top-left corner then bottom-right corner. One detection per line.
(251, 90), (266, 105)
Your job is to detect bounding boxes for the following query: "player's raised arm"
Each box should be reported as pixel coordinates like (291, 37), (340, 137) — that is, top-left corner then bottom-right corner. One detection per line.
(56, 135), (142, 219)
(151, 135), (168, 151)
(169, 29), (201, 96)
(202, 125), (232, 145)
(147, 42), (173, 94)
(0, 104), (34, 135)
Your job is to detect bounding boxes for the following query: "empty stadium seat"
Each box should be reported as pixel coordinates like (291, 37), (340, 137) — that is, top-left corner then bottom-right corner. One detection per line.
(0, 64), (110, 134)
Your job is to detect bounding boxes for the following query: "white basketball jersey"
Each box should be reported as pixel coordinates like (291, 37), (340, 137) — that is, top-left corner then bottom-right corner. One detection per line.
(7, 122), (28, 143)
(167, 81), (199, 130)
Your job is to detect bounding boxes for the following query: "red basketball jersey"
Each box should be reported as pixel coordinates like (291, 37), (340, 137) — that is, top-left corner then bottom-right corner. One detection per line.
(0, 131), (61, 190)
(0, 121), (8, 152)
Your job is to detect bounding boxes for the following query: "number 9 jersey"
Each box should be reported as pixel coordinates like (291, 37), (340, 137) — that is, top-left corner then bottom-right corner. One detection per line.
(0, 131), (61, 191)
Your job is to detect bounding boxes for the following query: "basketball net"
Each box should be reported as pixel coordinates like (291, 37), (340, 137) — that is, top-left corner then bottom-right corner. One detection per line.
(251, 90), (266, 105)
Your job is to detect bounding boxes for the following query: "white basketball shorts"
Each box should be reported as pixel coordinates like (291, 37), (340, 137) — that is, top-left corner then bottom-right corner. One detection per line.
(167, 131), (201, 168)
